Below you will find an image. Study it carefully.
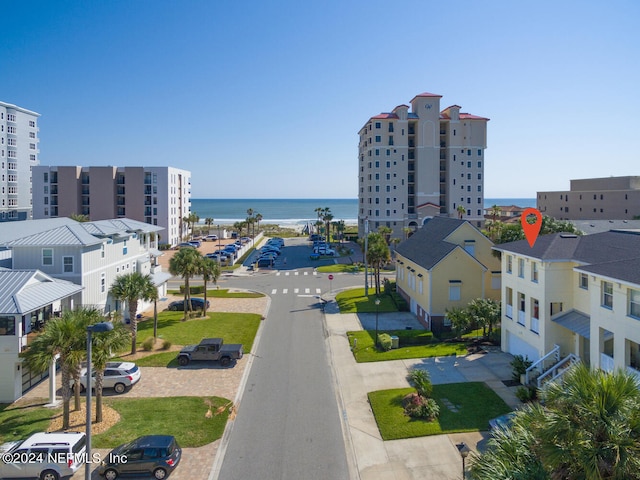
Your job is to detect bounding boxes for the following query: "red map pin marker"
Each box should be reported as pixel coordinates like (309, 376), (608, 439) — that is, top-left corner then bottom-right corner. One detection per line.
(521, 208), (542, 247)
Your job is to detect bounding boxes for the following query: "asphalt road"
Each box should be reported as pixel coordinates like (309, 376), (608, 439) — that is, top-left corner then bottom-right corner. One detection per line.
(215, 239), (352, 480)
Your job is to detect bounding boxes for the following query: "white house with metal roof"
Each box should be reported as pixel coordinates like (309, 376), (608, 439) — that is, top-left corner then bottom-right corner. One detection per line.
(1, 218), (169, 316)
(0, 268), (82, 403)
(494, 230), (640, 387)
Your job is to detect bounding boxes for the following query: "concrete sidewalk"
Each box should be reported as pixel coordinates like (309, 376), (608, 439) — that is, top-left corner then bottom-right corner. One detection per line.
(326, 312), (520, 480)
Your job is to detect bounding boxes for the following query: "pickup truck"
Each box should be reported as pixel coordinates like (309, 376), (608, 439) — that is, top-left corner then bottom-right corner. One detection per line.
(177, 338), (243, 367)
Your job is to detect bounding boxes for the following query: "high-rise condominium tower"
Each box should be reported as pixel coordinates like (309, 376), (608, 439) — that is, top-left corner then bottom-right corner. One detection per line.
(358, 92), (488, 238)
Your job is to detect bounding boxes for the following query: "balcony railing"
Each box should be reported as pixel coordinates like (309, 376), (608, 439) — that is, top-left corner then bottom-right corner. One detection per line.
(627, 366), (640, 383)
(601, 353), (615, 373)
(506, 304), (513, 318)
(518, 310), (526, 325)
(531, 317), (540, 334)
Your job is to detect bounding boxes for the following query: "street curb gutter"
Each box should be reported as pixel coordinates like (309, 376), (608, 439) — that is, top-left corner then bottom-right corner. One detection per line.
(208, 293), (272, 480)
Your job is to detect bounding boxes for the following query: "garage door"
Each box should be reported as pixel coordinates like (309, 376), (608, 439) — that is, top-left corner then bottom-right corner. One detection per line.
(506, 333), (539, 362)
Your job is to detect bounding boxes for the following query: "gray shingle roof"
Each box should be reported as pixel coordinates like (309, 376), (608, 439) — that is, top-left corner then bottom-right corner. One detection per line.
(0, 269), (83, 314)
(575, 258), (640, 286)
(395, 217), (470, 269)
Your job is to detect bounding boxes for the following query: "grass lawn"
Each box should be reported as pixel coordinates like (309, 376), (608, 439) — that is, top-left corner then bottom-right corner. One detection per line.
(368, 382), (511, 440)
(347, 330), (467, 362)
(132, 311), (261, 367)
(168, 288), (264, 298)
(316, 264), (363, 273)
(92, 396), (230, 448)
(0, 401), (56, 443)
(336, 288), (398, 313)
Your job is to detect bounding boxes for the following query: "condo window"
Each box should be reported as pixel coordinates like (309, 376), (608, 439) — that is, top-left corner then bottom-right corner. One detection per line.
(467, 150), (471, 156)
(506, 256), (513, 273)
(375, 122), (381, 129)
(506, 287), (513, 318)
(63, 256), (74, 273)
(375, 136), (381, 142)
(388, 123), (394, 132)
(101, 273), (106, 293)
(42, 249), (53, 266)
(629, 289), (640, 319)
(579, 273), (588, 290)
(531, 262), (538, 282)
(602, 281), (613, 309)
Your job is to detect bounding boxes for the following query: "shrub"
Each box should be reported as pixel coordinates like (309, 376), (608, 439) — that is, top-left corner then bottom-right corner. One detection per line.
(179, 285), (205, 294)
(488, 328), (501, 345)
(408, 369), (433, 398)
(141, 337), (155, 351)
(377, 333), (392, 351)
(515, 386), (537, 403)
(403, 393), (440, 420)
(161, 339), (172, 350)
(510, 354), (533, 381)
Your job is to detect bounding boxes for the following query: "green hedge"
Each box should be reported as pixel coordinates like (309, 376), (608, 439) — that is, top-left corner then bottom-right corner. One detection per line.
(179, 285), (205, 294)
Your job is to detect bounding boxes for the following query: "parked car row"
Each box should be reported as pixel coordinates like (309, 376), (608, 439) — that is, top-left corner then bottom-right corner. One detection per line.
(255, 237), (284, 268)
(0, 431), (181, 479)
(311, 238), (336, 256)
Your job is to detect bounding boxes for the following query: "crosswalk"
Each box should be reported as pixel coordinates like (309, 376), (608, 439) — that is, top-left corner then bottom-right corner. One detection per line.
(275, 271), (318, 276)
(271, 287), (322, 295)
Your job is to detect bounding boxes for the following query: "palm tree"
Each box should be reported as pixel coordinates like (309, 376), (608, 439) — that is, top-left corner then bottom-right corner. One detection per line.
(181, 215), (190, 240)
(457, 204), (466, 219)
(70, 213), (90, 222)
(333, 220), (346, 244)
(322, 209), (334, 243)
(247, 208), (254, 237)
(198, 256), (221, 315)
(403, 227), (413, 240)
(205, 217), (214, 234)
(169, 247), (202, 321)
(22, 308), (96, 430)
(188, 212), (200, 238)
(470, 365), (640, 480)
(377, 225), (393, 244)
(255, 213), (263, 234)
(91, 320), (130, 422)
(109, 272), (157, 354)
(365, 232), (391, 295)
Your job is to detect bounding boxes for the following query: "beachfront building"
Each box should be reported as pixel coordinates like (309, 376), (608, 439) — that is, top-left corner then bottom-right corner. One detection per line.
(537, 176), (640, 220)
(358, 92), (489, 239)
(1, 218), (168, 315)
(0, 101), (40, 222)
(395, 217), (501, 334)
(494, 230), (640, 387)
(32, 166), (191, 246)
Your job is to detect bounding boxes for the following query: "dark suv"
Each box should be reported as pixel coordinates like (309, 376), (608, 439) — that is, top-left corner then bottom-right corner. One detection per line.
(98, 435), (181, 479)
(167, 298), (209, 311)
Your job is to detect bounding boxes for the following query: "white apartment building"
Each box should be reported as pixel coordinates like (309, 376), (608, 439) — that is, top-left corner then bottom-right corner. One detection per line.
(495, 230), (640, 387)
(32, 166), (191, 246)
(358, 92), (488, 238)
(0, 101), (40, 222)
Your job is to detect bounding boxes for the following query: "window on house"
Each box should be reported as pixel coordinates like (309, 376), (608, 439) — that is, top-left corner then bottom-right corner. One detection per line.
(532, 298), (539, 319)
(579, 273), (588, 290)
(602, 281), (613, 309)
(0, 316), (16, 335)
(550, 302), (563, 316)
(101, 244), (105, 258)
(518, 258), (524, 278)
(63, 256), (73, 273)
(464, 241), (475, 256)
(449, 282), (461, 301)
(506, 255), (512, 273)
(123, 240), (128, 255)
(531, 262), (538, 282)
(42, 249), (53, 266)
(518, 292), (526, 325)
(629, 289), (640, 319)
(101, 273), (106, 293)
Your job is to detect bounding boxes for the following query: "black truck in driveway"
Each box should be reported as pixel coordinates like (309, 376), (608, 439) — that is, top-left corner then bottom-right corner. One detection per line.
(177, 338), (244, 367)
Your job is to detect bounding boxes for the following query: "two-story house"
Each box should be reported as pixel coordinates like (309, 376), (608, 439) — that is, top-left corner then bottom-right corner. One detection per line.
(3, 218), (168, 317)
(0, 268), (82, 403)
(395, 217), (501, 334)
(495, 230), (640, 386)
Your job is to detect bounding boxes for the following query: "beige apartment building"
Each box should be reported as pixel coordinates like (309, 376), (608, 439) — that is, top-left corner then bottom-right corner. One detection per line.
(0, 101), (40, 222)
(537, 176), (640, 220)
(358, 92), (489, 238)
(31, 166), (191, 246)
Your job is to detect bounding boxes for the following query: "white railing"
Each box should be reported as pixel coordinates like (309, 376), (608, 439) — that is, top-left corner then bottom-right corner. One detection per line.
(627, 366), (640, 383)
(531, 317), (540, 334)
(518, 310), (526, 325)
(600, 353), (615, 373)
(506, 304), (513, 319)
(537, 354), (580, 388)
(525, 344), (560, 385)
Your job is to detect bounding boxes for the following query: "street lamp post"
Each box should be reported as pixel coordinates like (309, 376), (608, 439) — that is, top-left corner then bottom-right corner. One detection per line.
(374, 298), (381, 348)
(364, 217), (369, 296)
(85, 321), (114, 480)
(456, 442), (470, 479)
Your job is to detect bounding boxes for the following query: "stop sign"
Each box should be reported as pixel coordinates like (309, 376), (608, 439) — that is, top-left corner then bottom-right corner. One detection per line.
(328, 274), (334, 280)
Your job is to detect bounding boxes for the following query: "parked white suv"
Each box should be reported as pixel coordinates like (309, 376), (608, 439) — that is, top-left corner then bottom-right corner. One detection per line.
(72, 361), (141, 394)
(0, 431), (86, 480)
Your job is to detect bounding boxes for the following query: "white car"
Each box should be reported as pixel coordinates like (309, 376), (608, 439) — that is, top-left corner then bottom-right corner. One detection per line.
(0, 431), (86, 479)
(72, 361), (141, 394)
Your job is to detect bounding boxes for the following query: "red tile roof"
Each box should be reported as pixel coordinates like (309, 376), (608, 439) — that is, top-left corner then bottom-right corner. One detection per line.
(413, 92), (442, 98)
(371, 113), (398, 120)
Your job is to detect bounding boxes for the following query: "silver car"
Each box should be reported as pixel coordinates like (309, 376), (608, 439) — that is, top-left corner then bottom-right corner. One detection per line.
(73, 361), (141, 394)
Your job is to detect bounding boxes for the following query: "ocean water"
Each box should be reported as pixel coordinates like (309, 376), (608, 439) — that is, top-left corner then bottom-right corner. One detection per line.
(191, 198), (536, 225)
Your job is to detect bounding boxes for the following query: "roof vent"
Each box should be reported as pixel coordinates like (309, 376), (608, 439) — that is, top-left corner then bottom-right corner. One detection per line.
(560, 234), (577, 238)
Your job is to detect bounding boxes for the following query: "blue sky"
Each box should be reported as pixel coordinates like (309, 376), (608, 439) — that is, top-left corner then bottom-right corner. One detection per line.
(2, 0), (638, 199)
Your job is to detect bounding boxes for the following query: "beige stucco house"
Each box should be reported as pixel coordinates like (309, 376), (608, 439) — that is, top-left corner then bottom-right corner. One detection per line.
(395, 217), (501, 334)
(494, 230), (640, 387)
